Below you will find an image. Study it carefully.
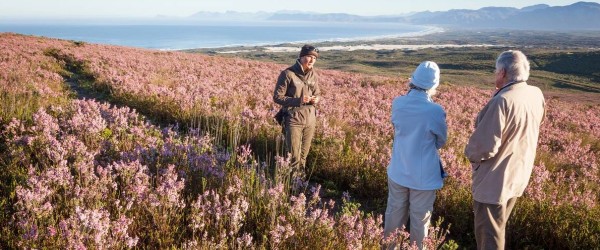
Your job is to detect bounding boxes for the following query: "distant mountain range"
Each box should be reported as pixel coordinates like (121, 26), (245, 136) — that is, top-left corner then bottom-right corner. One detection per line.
(406, 2), (600, 29)
(189, 2), (600, 30)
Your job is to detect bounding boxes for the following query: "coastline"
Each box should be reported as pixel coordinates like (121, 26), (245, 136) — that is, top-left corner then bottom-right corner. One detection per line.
(217, 43), (501, 54)
(1, 21), (444, 51)
(180, 25), (449, 53)
(194, 29), (600, 54)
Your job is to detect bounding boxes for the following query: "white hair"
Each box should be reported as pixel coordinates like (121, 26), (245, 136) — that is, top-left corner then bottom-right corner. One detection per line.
(496, 50), (530, 82)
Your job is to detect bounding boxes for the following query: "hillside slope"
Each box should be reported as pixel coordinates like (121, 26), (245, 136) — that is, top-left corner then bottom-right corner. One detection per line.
(1, 33), (599, 249)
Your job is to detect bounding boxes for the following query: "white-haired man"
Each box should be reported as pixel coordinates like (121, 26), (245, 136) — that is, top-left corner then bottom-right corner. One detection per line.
(465, 50), (545, 249)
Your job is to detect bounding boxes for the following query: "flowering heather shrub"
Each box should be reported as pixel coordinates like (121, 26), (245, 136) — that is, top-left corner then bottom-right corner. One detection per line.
(1, 100), (451, 249)
(1, 33), (599, 248)
(0, 33), (70, 123)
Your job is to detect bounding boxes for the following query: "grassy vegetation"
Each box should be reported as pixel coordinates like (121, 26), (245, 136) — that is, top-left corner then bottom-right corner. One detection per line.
(188, 30), (600, 97)
(2, 31), (599, 249)
(181, 30), (600, 248)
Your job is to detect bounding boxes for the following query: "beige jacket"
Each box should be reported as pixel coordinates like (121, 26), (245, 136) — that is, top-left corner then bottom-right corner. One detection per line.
(465, 82), (545, 204)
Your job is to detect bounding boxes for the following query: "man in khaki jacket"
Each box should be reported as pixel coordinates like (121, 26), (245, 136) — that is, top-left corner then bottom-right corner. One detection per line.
(273, 45), (321, 179)
(465, 50), (545, 250)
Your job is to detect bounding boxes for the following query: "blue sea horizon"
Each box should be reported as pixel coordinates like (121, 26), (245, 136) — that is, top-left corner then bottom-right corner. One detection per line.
(0, 21), (440, 50)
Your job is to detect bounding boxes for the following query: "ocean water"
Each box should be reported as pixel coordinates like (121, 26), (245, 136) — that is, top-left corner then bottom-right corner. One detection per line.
(0, 21), (437, 50)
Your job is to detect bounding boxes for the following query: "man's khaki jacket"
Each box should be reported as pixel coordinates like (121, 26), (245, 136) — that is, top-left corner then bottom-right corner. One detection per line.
(465, 82), (545, 205)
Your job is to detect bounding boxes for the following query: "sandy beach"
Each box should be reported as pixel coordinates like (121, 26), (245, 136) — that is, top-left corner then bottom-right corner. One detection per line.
(266, 44), (500, 52)
(216, 43), (502, 54)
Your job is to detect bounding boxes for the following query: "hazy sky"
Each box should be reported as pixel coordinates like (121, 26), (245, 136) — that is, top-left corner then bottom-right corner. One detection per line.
(1, 0), (597, 19)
